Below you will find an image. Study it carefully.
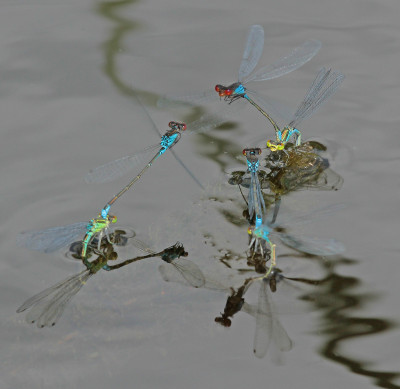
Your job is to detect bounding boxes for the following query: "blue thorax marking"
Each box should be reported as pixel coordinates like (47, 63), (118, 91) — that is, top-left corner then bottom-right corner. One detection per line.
(86, 219), (94, 232)
(284, 128), (300, 144)
(160, 133), (179, 155)
(101, 205), (111, 219)
(277, 130), (282, 141)
(247, 159), (259, 174)
(292, 128), (300, 137)
(234, 84), (246, 95)
(255, 216), (263, 229)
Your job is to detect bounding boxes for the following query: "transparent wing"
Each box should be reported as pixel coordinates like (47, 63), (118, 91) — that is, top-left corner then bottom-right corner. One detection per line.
(17, 222), (88, 253)
(286, 167), (344, 194)
(248, 171), (266, 221)
(17, 270), (92, 328)
(272, 320), (293, 352)
(275, 203), (345, 228)
(244, 40), (321, 83)
(252, 280), (273, 358)
(185, 111), (232, 135)
(158, 264), (230, 291)
(264, 165), (343, 197)
(84, 143), (161, 184)
(238, 25), (264, 82)
(289, 67), (345, 129)
(246, 90), (293, 122)
(131, 237), (157, 255)
(249, 279), (293, 358)
(157, 89), (218, 107)
(277, 233), (345, 256)
(159, 258), (205, 288)
(247, 172), (256, 220)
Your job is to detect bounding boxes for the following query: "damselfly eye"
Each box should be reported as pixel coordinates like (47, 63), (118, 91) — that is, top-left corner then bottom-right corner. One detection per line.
(242, 149), (247, 156)
(215, 85), (221, 92)
(181, 123), (187, 131)
(225, 89), (232, 96)
(168, 121), (176, 128)
(247, 227), (253, 235)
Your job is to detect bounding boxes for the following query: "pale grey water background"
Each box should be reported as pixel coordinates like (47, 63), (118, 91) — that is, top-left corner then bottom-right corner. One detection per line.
(1, 0), (400, 388)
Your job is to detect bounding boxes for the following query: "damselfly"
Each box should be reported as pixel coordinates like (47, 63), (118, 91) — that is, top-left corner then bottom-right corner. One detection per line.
(161, 25), (320, 126)
(94, 121), (187, 218)
(215, 25), (320, 122)
(16, 213), (117, 259)
(249, 204), (345, 275)
(86, 114), (227, 217)
(242, 148), (266, 229)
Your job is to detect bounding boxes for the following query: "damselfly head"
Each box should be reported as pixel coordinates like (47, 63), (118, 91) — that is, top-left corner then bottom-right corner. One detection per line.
(215, 84), (230, 96)
(109, 215), (117, 223)
(247, 226), (254, 236)
(169, 121), (186, 131)
(242, 148), (262, 156)
(215, 316), (231, 327)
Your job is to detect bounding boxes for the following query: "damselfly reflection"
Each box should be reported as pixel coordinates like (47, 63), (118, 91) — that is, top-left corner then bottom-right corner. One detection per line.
(249, 271), (293, 359)
(160, 263), (321, 359)
(134, 240), (205, 288)
(17, 236), (192, 327)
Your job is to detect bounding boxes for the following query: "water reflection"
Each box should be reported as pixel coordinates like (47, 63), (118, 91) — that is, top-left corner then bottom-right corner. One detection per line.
(309, 256), (400, 389)
(17, 231), (199, 327)
(159, 256), (323, 360)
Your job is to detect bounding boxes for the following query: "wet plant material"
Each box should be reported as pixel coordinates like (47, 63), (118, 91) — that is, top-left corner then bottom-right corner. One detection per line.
(68, 229), (133, 260)
(264, 141), (343, 196)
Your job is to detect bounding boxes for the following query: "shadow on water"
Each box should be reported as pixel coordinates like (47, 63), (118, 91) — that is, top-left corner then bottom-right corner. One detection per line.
(96, 1), (399, 388)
